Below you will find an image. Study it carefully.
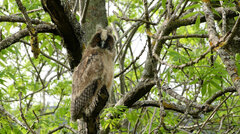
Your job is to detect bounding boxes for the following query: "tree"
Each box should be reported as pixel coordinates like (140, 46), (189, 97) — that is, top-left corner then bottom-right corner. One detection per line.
(0, 0), (240, 133)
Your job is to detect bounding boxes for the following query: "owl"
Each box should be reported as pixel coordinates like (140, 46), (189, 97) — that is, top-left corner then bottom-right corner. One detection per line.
(71, 25), (115, 121)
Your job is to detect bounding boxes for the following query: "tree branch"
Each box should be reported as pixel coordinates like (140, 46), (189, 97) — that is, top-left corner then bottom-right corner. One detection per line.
(48, 124), (78, 134)
(115, 79), (156, 107)
(0, 15), (46, 24)
(41, 0), (84, 70)
(0, 24), (58, 51)
(205, 86), (236, 105)
(131, 100), (201, 118)
(19, 92), (36, 134)
(0, 105), (28, 130)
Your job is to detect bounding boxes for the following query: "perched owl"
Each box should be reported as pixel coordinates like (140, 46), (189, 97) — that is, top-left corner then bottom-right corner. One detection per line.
(71, 25), (115, 121)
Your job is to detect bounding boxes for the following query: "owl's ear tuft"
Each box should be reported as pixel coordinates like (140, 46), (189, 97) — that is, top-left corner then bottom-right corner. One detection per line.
(96, 24), (103, 33)
(106, 26), (113, 34)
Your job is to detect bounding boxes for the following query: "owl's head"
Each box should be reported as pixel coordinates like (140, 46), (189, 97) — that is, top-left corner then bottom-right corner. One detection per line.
(89, 25), (115, 51)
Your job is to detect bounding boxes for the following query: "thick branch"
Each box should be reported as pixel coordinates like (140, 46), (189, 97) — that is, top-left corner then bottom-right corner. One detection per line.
(205, 86), (236, 105)
(41, 0), (83, 70)
(0, 15), (46, 24)
(115, 79), (156, 107)
(0, 24), (58, 51)
(203, 2), (240, 95)
(161, 85), (204, 109)
(131, 100), (201, 118)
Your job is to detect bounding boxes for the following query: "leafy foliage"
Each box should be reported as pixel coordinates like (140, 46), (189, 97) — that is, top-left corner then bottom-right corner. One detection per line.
(0, 0), (240, 133)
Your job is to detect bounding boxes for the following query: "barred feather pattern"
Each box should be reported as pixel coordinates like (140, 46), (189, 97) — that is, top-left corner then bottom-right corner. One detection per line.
(71, 26), (115, 122)
(71, 80), (98, 121)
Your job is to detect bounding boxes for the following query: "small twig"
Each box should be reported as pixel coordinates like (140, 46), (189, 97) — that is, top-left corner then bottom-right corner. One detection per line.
(40, 89), (64, 116)
(153, 34), (208, 40)
(15, 0), (35, 34)
(148, 108), (157, 134)
(110, 0), (125, 14)
(114, 43), (146, 78)
(80, 0), (90, 24)
(47, 124), (78, 134)
(176, 0), (189, 19)
(114, 11), (157, 25)
(114, 25), (140, 62)
(196, 92), (234, 134)
(32, 110), (39, 123)
(23, 43), (44, 85)
(20, 40), (71, 71)
(155, 42), (216, 69)
(0, 71), (64, 102)
(225, 14), (240, 45)
(41, 51), (71, 70)
(0, 105), (28, 130)
(13, 8), (44, 15)
(19, 92), (36, 134)
(73, 0), (79, 14)
(0, 28), (2, 41)
(218, 115), (226, 132)
(133, 108), (145, 134)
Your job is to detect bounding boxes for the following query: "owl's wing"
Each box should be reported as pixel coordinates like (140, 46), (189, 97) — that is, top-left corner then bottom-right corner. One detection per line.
(71, 51), (104, 121)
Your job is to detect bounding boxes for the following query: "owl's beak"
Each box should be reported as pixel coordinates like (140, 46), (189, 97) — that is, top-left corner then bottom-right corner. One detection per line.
(101, 40), (105, 48)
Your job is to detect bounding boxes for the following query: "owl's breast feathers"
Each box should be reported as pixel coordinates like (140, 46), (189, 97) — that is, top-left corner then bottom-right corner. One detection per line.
(71, 47), (114, 121)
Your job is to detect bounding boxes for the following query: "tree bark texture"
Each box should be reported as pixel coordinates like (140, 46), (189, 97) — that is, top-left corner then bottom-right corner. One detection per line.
(80, 0), (108, 44)
(41, 0), (109, 133)
(41, 0), (84, 70)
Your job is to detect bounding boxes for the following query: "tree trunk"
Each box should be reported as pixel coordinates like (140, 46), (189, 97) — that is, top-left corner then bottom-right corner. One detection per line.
(79, 0), (108, 44)
(41, 0), (109, 133)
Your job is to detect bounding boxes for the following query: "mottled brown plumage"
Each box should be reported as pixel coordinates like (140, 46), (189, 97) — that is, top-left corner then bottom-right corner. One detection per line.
(71, 26), (115, 121)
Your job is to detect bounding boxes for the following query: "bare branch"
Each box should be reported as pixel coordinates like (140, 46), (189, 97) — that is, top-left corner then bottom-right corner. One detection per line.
(205, 86), (236, 105)
(114, 43), (146, 78)
(13, 8), (44, 15)
(0, 105), (28, 130)
(0, 15), (47, 24)
(40, 89), (64, 116)
(19, 92), (36, 134)
(196, 92), (234, 134)
(15, 0), (36, 34)
(48, 124), (78, 134)
(80, 0), (90, 24)
(20, 40), (71, 71)
(114, 11), (157, 25)
(0, 24), (58, 51)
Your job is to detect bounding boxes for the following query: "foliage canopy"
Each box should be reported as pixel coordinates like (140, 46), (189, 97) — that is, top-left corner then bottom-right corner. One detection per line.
(0, 0), (240, 133)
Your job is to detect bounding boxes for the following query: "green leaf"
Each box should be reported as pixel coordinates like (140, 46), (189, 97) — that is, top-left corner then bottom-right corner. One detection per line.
(184, 3), (201, 11)
(212, 8), (221, 18)
(210, 80), (223, 90)
(189, 79), (198, 85)
(48, 44), (53, 56)
(3, 0), (8, 10)
(0, 60), (6, 67)
(7, 72), (15, 80)
(55, 42), (62, 50)
(202, 82), (208, 96)
(162, 0), (166, 9)
(181, 12), (198, 19)
(195, 14), (201, 29)
(167, 68), (171, 83)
